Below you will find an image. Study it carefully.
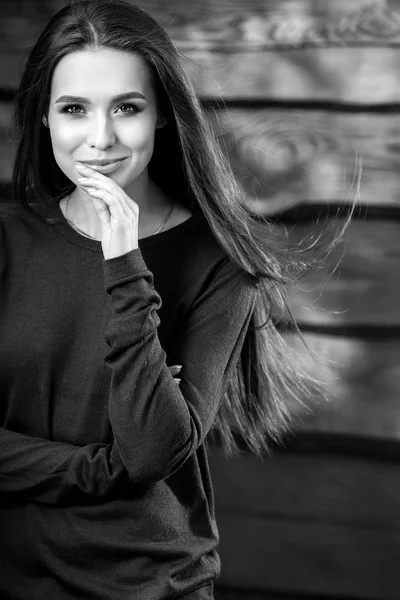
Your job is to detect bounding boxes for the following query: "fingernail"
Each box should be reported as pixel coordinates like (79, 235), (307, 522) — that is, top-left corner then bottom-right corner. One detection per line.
(76, 164), (90, 172)
(175, 378), (181, 385)
(77, 177), (89, 183)
(170, 365), (182, 372)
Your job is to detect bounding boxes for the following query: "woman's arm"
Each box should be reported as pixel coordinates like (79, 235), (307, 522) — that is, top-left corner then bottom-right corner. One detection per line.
(0, 249), (257, 502)
(103, 248), (258, 482)
(0, 427), (123, 503)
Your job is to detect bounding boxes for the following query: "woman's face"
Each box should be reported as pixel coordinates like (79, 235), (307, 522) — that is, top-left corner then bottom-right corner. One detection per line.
(46, 48), (162, 192)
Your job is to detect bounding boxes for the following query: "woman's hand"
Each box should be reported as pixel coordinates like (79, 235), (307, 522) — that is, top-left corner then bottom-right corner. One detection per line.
(76, 163), (139, 260)
(169, 365), (182, 385)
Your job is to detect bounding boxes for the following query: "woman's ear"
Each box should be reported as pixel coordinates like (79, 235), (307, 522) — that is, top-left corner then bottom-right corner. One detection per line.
(156, 114), (167, 129)
(42, 115), (49, 127)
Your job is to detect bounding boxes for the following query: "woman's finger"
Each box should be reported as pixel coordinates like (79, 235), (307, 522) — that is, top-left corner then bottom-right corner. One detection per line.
(78, 175), (122, 195)
(169, 365), (182, 375)
(86, 188), (126, 222)
(77, 174), (136, 220)
(89, 196), (110, 227)
(75, 164), (139, 259)
(76, 164), (132, 213)
(76, 164), (110, 180)
(169, 365), (182, 385)
(75, 164), (124, 195)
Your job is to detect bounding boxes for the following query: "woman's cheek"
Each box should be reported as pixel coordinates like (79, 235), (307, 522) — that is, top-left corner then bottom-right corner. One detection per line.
(119, 119), (150, 151)
(51, 141), (79, 181)
(127, 122), (156, 165)
(51, 120), (82, 149)
(49, 121), (83, 180)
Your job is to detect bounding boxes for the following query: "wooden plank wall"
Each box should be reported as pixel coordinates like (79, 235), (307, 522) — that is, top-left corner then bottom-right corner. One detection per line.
(1, 1), (400, 598)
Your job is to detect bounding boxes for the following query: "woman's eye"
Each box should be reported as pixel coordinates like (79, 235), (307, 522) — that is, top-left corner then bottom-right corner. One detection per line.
(60, 104), (84, 115)
(57, 103), (139, 116)
(116, 103), (139, 115)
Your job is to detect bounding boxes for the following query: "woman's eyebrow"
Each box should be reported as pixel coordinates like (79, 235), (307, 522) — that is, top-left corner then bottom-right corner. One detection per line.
(54, 92), (147, 104)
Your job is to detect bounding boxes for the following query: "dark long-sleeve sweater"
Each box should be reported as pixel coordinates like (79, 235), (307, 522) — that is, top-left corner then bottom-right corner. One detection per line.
(0, 199), (258, 600)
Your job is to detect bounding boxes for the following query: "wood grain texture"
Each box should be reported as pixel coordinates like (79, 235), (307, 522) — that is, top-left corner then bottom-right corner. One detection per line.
(285, 219), (400, 326)
(186, 46), (400, 102)
(135, 0), (400, 103)
(136, 0), (400, 50)
(3, 46), (400, 104)
(216, 513), (400, 599)
(209, 449), (400, 524)
(286, 333), (400, 441)
(1, 1), (400, 102)
(209, 108), (400, 210)
(208, 448), (400, 599)
(2, 0), (398, 51)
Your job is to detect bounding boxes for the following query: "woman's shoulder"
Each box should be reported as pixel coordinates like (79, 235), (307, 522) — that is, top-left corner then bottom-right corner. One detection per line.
(0, 202), (26, 236)
(0, 203), (30, 271)
(0, 200), (53, 251)
(0, 201), (20, 219)
(155, 205), (257, 284)
(0, 199), (46, 221)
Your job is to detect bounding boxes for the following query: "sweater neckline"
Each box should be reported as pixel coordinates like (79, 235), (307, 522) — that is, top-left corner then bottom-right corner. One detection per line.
(50, 199), (203, 253)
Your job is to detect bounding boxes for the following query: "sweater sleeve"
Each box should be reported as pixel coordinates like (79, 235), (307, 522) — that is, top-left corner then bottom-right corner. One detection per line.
(0, 248), (258, 502)
(0, 427), (124, 503)
(102, 249), (258, 482)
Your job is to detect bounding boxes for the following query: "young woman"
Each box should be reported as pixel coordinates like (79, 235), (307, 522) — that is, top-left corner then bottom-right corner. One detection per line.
(0, 1), (348, 598)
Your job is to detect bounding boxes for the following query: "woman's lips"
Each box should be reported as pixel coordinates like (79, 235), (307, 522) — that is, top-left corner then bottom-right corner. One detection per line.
(78, 159), (126, 174)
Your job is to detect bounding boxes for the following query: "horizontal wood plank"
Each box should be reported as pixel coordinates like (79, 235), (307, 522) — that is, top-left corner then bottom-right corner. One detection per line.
(140, 0), (400, 104)
(186, 47), (400, 103)
(2, 0), (400, 52)
(284, 333), (400, 441)
(209, 449), (400, 525)
(1, 2), (400, 103)
(216, 517), (400, 599)
(209, 450), (400, 599)
(4, 47), (400, 104)
(137, 0), (400, 51)
(283, 219), (400, 326)
(209, 108), (400, 210)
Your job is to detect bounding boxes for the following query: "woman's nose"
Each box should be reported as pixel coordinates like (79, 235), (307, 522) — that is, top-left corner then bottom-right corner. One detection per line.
(87, 116), (116, 150)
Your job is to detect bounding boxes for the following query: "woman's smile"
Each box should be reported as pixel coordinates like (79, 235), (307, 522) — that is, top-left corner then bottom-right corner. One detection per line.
(76, 158), (127, 174)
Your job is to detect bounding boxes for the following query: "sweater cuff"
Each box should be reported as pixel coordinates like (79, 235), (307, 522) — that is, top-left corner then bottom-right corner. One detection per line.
(102, 248), (150, 286)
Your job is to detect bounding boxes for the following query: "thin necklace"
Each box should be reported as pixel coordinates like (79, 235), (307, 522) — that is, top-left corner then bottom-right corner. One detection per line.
(152, 202), (174, 236)
(65, 196), (174, 237)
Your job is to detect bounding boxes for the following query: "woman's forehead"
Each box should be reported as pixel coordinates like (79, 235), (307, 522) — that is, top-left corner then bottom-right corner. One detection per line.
(50, 48), (155, 101)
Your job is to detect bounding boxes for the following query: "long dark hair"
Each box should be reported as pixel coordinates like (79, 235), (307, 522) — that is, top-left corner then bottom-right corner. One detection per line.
(12, 0), (358, 456)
